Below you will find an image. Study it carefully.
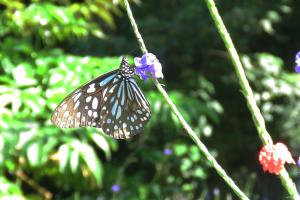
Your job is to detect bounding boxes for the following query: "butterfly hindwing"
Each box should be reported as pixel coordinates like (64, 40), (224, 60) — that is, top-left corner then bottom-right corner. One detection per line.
(99, 77), (151, 139)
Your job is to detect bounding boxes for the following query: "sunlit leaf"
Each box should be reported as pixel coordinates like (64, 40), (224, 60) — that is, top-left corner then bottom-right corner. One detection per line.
(91, 132), (111, 160)
(174, 143), (188, 156)
(0, 134), (4, 166)
(17, 129), (37, 149)
(57, 144), (70, 173)
(70, 149), (79, 173)
(27, 142), (41, 167)
(79, 142), (102, 185)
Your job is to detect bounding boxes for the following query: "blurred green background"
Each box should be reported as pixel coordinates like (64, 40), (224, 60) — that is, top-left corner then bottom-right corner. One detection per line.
(1, 0), (300, 199)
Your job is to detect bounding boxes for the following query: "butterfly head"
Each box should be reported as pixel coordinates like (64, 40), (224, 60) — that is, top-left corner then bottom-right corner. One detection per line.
(120, 57), (135, 79)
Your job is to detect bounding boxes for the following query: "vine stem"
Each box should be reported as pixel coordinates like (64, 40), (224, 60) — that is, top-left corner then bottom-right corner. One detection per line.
(203, 0), (300, 199)
(123, 0), (249, 199)
(16, 170), (52, 199)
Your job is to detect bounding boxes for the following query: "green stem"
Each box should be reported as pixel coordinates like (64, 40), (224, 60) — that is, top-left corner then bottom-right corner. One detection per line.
(203, 0), (300, 199)
(124, 0), (249, 199)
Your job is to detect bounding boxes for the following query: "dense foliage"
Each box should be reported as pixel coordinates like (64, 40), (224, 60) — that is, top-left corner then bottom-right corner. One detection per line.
(0, 0), (300, 199)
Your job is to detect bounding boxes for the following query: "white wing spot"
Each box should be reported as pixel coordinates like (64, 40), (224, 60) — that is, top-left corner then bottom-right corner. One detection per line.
(64, 111), (69, 117)
(109, 84), (117, 93)
(62, 104), (67, 110)
(86, 96), (92, 102)
(107, 118), (111, 123)
(76, 112), (81, 118)
(137, 109), (142, 114)
(103, 88), (108, 98)
(74, 101), (80, 109)
(92, 122), (96, 126)
(73, 92), (81, 102)
(114, 125), (118, 130)
(88, 110), (92, 117)
(122, 123), (127, 128)
(130, 126), (134, 130)
(92, 97), (98, 109)
(93, 112), (98, 118)
(116, 107), (121, 119)
(87, 83), (96, 93)
(85, 106), (88, 110)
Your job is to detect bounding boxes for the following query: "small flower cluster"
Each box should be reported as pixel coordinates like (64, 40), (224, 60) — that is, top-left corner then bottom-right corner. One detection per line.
(134, 53), (163, 81)
(258, 142), (295, 175)
(295, 51), (300, 73)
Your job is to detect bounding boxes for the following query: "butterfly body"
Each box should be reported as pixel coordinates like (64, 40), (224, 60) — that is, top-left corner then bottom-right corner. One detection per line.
(51, 57), (151, 139)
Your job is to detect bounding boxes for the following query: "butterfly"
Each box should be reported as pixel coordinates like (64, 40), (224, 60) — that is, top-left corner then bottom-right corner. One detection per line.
(51, 57), (151, 139)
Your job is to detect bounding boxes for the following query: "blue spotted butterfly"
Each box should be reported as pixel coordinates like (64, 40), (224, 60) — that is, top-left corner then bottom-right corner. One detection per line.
(51, 57), (151, 139)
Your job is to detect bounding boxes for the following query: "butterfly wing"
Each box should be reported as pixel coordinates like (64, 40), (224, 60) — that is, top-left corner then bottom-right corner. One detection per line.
(51, 69), (151, 139)
(99, 77), (151, 139)
(51, 69), (118, 128)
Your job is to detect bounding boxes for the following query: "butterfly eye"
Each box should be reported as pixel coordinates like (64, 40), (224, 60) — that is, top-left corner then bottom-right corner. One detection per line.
(51, 58), (151, 139)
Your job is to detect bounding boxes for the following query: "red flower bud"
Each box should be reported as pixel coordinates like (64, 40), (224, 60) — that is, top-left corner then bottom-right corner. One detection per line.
(258, 142), (295, 175)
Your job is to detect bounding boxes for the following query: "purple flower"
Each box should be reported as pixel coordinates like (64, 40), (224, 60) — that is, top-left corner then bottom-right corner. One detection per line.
(295, 51), (300, 73)
(296, 52), (300, 65)
(163, 148), (172, 155)
(295, 65), (300, 73)
(111, 184), (121, 193)
(134, 53), (163, 81)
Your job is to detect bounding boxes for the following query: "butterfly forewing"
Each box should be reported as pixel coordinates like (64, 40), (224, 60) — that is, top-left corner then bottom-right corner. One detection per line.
(51, 69), (118, 128)
(51, 58), (151, 139)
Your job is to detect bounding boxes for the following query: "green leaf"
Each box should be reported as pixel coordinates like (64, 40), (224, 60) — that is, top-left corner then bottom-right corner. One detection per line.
(174, 143), (188, 156)
(16, 129), (37, 149)
(70, 150), (79, 173)
(27, 142), (41, 167)
(57, 144), (70, 172)
(79, 142), (102, 185)
(194, 167), (206, 179)
(0, 134), (4, 166)
(12, 64), (37, 86)
(180, 158), (192, 172)
(91, 132), (111, 160)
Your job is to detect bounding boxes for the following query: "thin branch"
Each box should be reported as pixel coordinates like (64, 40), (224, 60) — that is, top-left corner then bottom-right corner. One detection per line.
(202, 0), (299, 199)
(16, 170), (53, 200)
(123, 0), (250, 199)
